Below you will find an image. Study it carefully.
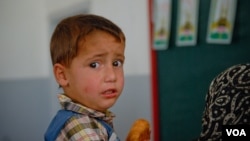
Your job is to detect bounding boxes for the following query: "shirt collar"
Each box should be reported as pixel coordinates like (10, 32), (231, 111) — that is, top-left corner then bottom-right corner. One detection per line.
(57, 94), (115, 124)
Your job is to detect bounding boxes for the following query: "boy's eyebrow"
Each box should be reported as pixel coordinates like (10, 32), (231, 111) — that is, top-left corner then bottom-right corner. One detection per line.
(113, 53), (125, 60)
(86, 53), (125, 60)
(116, 54), (125, 60)
(85, 53), (107, 60)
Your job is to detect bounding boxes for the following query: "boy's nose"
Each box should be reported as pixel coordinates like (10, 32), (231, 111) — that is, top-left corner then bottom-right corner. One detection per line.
(104, 66), (117, 82)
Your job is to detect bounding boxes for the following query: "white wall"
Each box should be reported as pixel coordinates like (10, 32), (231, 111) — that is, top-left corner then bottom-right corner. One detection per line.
(0, 0), (50, 80)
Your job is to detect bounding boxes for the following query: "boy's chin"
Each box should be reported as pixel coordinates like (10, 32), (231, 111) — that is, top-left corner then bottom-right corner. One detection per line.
(99, 102), (116, 112)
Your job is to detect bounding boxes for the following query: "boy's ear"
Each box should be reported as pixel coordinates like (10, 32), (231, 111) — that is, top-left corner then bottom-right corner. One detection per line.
(53, 63), (69, 87)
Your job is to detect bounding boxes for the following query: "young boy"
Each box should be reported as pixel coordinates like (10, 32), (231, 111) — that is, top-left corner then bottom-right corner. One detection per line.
(44, 14), (126, 141)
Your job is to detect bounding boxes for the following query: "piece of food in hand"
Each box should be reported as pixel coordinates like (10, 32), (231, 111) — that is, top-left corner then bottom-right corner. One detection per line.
(126, 118), (151, 141)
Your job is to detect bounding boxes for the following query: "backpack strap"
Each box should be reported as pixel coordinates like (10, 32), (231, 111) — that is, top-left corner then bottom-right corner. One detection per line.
(44, 110), (120, 141)
(44, 110), (75, 141)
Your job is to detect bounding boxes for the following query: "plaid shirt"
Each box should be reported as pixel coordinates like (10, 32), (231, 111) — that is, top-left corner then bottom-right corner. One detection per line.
(55, 94), (118, 141)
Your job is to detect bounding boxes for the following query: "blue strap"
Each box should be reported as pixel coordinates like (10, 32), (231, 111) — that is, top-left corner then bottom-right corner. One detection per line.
(44, 110), (119, 141)
(44, 110), (75, 141)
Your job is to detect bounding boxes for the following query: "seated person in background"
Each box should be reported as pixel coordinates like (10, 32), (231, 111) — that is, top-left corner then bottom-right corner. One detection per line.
(198, 63), (250, 141)
(126, 118), (151, 141)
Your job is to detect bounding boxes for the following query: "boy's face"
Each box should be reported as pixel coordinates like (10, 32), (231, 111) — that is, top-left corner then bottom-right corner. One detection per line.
(61, 30), (125, 112)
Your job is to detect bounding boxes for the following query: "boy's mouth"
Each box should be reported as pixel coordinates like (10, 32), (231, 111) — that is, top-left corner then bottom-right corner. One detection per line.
(102, 89), (117, 98)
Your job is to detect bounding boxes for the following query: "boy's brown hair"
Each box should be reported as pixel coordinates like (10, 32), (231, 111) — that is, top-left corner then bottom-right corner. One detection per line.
(50, 14), (126, 67)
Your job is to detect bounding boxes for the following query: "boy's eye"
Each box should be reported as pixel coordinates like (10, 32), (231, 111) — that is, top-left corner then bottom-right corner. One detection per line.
(89, 62), (100, 68)
(113, 60), (122, 67)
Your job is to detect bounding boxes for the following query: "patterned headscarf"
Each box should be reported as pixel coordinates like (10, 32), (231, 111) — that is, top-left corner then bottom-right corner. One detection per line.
(198, 63), (250, 141)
